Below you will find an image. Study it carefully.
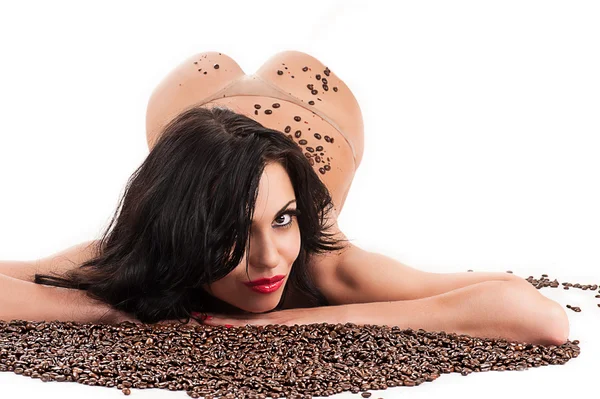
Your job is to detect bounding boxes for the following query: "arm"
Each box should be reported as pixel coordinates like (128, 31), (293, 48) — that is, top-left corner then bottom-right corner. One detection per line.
(0, 240), (99, 282)
(339, 279), (569, 346)
(0, 272), (118, 323)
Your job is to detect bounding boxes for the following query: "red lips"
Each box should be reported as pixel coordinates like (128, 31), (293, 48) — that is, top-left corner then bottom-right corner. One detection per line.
(243, 275), (285, 287)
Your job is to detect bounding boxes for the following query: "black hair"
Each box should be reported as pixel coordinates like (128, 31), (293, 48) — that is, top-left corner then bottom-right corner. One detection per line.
(34, 106), (350, 323)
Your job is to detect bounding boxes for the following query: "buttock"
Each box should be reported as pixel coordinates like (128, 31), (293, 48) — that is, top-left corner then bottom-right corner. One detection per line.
(145, 50), (365, 215)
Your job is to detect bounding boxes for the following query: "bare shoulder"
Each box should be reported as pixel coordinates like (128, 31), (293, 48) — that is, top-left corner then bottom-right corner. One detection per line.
(37, 240), (101, 276)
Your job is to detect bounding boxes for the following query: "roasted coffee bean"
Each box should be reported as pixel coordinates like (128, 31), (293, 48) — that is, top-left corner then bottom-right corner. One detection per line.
(322, 78), (328, 85)
(272, 103), (280, 108)
(0, 316), (581, 398)
(284, 126), (291, 133)
(316, 74), (321, 80)
(306, 147), (315, 153)
(277, 70), (283, 75)
(254, 104), (261, 109)
(324, 165), (331, 171)
(316, 146), (323, 151)
(302, 66), (309, 72)
(298, 139), (307, 145)
(213, 64), (220, 69)
(295, 130), (302, 138)
(294, 116), (301, 122)
(333, 86), (338, 92)
(264, 110), (272, 115)
(308, 100), (315, 105)
(311, 89), (318, 95)
(314, 133), (322, 140)
(307, 84), (314, 90)
(324, 67), (331, 76)
(319, 167), (326, 174)
(254, 110), (258, 115)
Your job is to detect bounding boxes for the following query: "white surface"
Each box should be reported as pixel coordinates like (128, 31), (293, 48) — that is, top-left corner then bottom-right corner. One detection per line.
(0, 0), (598, 397)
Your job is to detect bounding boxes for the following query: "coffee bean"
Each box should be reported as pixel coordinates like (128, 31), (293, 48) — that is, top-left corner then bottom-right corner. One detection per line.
(308, 101), (315, 105)
(302, 66), (308, 72)
(323, 85), (329, 91)
(203, 72), (207, 75)
(213, 64), (220, 69)
(324, 67), (331, 76)
(314, 133), (322, 140)
(0, 315), (581, 398)
(311, 90), (318, 95)
(316, 146), (323, 151)
(254, 104), (261, 109)
(330, 137), (334, 143)
(361, 393), (371, 398)
(254, 110), (258, 115)
(333, 87), (338, 92)
(315, 155), (321, 163)
(295, 130), (302, 138)
(272, 103), (280, 108)
(264, 110), (272, 115)
(316, 74), (321, 80)
(284, 126), (291, 133)
(294, 116), (301, 122)
(306, 147), (315, 152)
(307, 84), (314, 90)
(277, 70), (283, 75)
(322, 78), (328, 85)
(298, 139), (307, 145)
(319, 167), (325, 174)
(324, 165), (331, 171)
(309, 158), (314, 166)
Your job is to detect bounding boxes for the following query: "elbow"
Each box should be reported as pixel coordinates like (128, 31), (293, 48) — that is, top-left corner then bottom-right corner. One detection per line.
(544, 303), (570, 346)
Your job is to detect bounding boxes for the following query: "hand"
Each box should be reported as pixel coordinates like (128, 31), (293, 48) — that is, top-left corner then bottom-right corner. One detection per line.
(193, 306), (345, 328)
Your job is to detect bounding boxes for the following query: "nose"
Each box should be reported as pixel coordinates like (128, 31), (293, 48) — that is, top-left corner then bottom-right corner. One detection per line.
(248, 231), (281, 270)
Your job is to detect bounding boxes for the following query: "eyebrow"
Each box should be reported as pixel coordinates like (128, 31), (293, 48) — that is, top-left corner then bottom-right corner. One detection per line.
(251, 199), (297, 226)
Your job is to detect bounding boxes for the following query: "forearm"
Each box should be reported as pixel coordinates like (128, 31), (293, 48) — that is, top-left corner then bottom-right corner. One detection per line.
(341, 280), (568, 346)
(0, 273), (114, 324)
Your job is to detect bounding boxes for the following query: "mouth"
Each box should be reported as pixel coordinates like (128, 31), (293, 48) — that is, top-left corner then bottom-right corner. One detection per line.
(243, 275), (286, 294)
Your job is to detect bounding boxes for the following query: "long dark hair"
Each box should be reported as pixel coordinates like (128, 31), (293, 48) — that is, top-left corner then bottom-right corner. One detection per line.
(34, 106), (350, 323)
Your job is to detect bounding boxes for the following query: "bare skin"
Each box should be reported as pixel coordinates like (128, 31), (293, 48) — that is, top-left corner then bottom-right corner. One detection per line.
(0, 51), (570, 344)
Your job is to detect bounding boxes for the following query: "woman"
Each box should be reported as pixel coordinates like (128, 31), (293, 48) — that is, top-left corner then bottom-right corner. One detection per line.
(0, 51), (568, 345)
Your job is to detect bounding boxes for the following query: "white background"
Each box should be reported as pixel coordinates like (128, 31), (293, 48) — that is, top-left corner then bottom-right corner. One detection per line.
(0, 0), (598, 398)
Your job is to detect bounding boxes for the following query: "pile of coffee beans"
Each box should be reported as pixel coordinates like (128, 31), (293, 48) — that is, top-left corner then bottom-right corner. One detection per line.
(0, 318), (580, 398)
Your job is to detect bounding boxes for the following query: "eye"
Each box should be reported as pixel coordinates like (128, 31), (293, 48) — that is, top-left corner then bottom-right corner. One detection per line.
(274, 209), (300, 229)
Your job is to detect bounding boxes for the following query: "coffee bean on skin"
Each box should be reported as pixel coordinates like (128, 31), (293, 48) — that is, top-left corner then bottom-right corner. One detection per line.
(322, 78), (328, 85)
(254, 110), (258, 115)
(324, 165), (331, 171)
(277, 70), (283, 75)
(265, 110), (272, 115)
(284, 126), (291, 133)
(307, 84), (314, 90)
(272, 103), (280, 108)
(311, 90), (318, 95)
(213, 64), (219, 69)
(333, 87), (338, 92)
(308, 100), (315, 105)
(294, 116), (301, 122)
(319, 167), (325, 174)
(302, 66), (308, 72)
(324, 67), (331, 76)
(316, 74), (321, 80)
(295, 130), (302, 138)
(306, 147), (315, 153)
(298, 139), (307, 145)
(314, 133), (322, 140)
(316, 146), (323, 151)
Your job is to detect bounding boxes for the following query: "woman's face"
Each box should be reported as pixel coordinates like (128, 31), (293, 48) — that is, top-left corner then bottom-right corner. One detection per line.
(202, 162), (301, 313)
